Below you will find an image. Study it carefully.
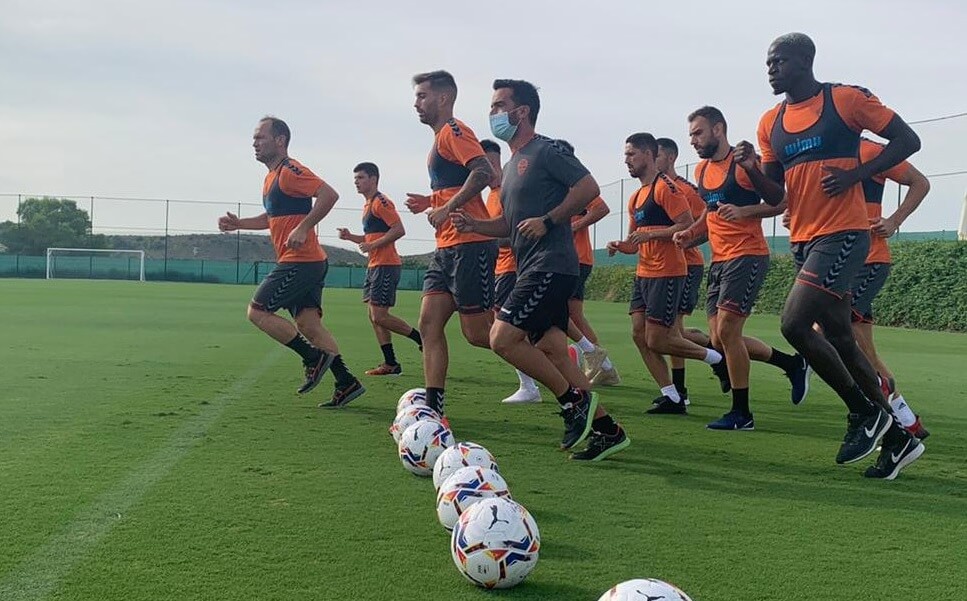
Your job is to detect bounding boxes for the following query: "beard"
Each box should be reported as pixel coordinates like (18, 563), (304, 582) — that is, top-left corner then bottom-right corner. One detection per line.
(695, 140), (719, 159)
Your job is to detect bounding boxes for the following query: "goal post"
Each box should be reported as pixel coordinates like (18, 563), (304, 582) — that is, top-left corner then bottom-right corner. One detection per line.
(46, 248), (146, 281)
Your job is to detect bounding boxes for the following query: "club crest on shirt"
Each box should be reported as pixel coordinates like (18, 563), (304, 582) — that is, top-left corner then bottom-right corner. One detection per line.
(517, 158), (529, 176)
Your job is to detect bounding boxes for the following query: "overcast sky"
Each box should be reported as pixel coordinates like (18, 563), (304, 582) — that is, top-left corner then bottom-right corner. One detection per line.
(2, 0), (965, 255)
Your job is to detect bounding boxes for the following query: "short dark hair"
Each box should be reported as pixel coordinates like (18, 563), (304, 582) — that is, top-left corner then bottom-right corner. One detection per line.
(260, 116), (290, 147)
(556, 139), (574, 154)
(492, 79), (541, 125)
(353, 162), (379, 179)
(412, 70), (458, 96)
(772, 32), (816, 63)
(625, 133), (658, 156)
(656, 138), (678, 157)
(687, 105), (728, 134)
(480, 139), (501, 155)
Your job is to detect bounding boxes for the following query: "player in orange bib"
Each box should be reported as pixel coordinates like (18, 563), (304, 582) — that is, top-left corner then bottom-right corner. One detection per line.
(673, 106), (810, 431)
(853, 138), (931, 439)
(757, 33), (924, 478)
(608, 133), (730, 416)
(218, 116), (364, 408)
(336, 162), (423, 377)
(404, 71), (499, 418)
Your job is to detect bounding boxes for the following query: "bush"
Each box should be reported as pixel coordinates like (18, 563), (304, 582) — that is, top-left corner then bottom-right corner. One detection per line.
(585, 240), (967, 332)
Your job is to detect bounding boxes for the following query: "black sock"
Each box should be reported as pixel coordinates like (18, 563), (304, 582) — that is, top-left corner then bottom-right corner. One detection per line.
(842, 384), (876, 415)
(380, 343), (398, 366)
(766, 348), (799, 372)
(592, 414), (620, 436)
(556, 387), (581, 407)
(330, 354), (354, 386)
(286, 334), (319, 363)
(426, 387), (445, 411)
(672, 368), (686, 396)
(731, 388), (751, 416)
(407, 328), (423, 347)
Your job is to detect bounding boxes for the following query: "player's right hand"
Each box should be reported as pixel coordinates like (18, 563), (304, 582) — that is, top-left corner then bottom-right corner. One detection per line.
(733, 141), (758, 170)
(606, 240), (622, 256)
(781, 208), (791, 229)
(405, 193), (431, 214)
(218, 211), (240, 232)
(451, 210), (476, 233)
(672, 230), (691, 248)
(337, 227), (351, 240)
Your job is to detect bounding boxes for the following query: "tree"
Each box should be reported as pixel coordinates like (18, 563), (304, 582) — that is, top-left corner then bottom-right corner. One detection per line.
(0, 197), (107, 255)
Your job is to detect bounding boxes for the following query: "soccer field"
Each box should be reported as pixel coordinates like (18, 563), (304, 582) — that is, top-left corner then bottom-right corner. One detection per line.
(1, 279), (965, 601)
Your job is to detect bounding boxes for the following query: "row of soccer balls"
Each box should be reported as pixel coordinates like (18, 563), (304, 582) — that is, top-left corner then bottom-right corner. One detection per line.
(390, 388), (694, 600)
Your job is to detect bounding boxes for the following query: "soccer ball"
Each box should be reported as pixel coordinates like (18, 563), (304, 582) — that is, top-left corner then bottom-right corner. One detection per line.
(597, 579), (694, 601)
(398, 419), (454, 477)
(390, 405), (441, 443)
(436, 466), (510, 531)
(450, 497), (540, 589)
(432, 442), (499, 490)
(396, 388), (428, 413)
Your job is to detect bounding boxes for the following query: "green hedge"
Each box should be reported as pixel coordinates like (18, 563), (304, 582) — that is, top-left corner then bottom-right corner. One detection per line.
(585, 240), (967, 332)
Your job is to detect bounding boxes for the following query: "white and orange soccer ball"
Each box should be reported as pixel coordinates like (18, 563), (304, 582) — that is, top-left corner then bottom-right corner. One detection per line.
(396, 388), (428, 413)
(450, 497), (540, 589)
(436, 466), (510, 531)
(598, 579), (694, 601)
(398, 419), (454, 477)
(432, 442), (499, 490)
(389, 405), (441, 443)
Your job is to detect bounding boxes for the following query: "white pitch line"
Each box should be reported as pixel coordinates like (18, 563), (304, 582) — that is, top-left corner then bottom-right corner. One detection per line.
(0, 348), (284, 601)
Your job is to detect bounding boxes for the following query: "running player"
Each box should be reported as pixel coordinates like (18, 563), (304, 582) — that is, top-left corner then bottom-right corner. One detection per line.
(218, 116), (364, 408)
(453, 78), (630, 461)
(608, 133), (729, 415)
(757, 33), (924, 478)
(672, 106), (810, 430)
(336, 162), (422, 376)
(481, 138), (542, 404)
(405, 71), (499, 417)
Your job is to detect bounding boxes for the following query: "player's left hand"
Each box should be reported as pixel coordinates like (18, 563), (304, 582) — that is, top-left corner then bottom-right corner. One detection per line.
(358, 242), (373, 253)
(821, 165), (860, 197)
(733, 140), (758, 170)
(871, 216), (899, 238)
(427, 205), (451, 229)
(517, 218), (547, 240)
(451, 209), (476, 233)
(285, 227), (307, 249)
(627, 230), (651, 245)
(405, 193), (431, 214)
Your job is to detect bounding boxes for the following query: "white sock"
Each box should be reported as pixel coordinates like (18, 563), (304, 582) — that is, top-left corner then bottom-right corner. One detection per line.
(516, 369), (538, 391)
(890, 394), (917, 427)
(601, 356), (614, 370)
(661, 385), (681, 403)
(703, 348), (724, 365)
(576, 337), (596, 353)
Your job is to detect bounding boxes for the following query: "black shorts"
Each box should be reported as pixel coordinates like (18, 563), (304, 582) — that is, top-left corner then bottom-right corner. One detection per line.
(423, 240), (498, 313)
(494, 272), (517, 309)
(706, 255), (769, 317)
(497, 271), (576, 343)
(629, 276), (684, 327)
(851, 262), (891, 324)
(791, 230), (870, 298)
(679, 264), (704, 315)
(362, 265), (402, 307)
(570, 263), (593, 301)
(251, 260), (328, 317)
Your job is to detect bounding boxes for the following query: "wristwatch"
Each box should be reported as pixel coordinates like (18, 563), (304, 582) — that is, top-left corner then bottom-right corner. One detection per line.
(541, 215), (555, 230)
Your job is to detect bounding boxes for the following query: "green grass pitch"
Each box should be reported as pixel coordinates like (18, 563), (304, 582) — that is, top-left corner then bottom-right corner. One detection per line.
(1, 279), (965, 600)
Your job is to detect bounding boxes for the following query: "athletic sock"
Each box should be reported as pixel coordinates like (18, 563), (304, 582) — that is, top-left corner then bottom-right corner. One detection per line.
(592, 414), (620, 436)
(660, 384), (681, 403)
(516, 369), (538, 391)
(731, 387), (751, 416)
(703, 348), (724, 365)
(576, 337), (596, 353)
(890, 394), (917, 427)
(672, 368), (686, 396)
(841, 383), (876, 415)
(330, 354), (354, 386)
(380, 343), (398, 366)
(286, 333), (319, 363)
(426, 387), (445, 411)
(556, 387), (582, 407)
(406, 328), (423, 347)
(766, 347), (799, 372)
(601, 356), (614, 370)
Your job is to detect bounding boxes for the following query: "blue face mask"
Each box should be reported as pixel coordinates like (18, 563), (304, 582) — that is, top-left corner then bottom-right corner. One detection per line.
(489, 111), (518, 142)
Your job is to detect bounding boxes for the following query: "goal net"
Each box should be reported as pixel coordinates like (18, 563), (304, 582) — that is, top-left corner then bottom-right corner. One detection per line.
(46, 248), (146, 281)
